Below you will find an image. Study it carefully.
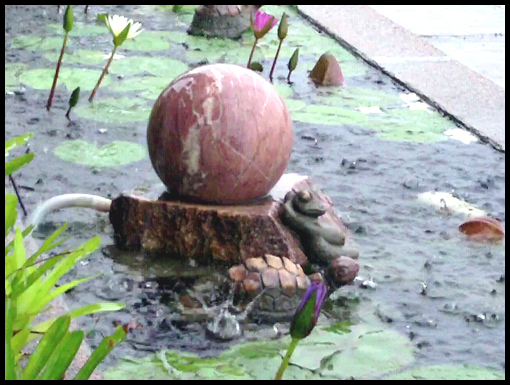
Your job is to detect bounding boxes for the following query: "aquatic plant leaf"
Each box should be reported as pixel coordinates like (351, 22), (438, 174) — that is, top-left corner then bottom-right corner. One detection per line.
(458, 216), (504, 242)
(47, 22), (107, 36)
(75, 97), (152, 122)
(274, 84), (294, 99)
(10, 35), (72, 51)
(5, 63), (28, 92)
(296, 324), (415, 379)
(44, 49), (111, 66)
(54, 140), (146, 168)
(314, 86), (404, 109)
(19, 68), (111, 91)
(111, 76), (174, 97)
(108, 56), (189, 77)
(121, 31), (171, 51)
(386, 364), (505, 380)
(292, 104), (370, 126)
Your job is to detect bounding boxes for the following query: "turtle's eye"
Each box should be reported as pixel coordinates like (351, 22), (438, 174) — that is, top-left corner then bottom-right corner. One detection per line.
(297, 190), (312, 203)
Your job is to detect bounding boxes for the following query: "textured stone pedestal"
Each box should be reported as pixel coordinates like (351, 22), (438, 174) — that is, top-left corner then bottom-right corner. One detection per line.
(109, 174), (352, 267)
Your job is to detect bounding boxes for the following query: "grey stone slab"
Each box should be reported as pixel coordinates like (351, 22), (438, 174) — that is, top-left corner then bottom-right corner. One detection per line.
(369, 5), (505, 36)
(297, 4), (505, 150)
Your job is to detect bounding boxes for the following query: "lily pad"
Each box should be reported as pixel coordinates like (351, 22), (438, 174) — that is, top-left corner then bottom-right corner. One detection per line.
(108, 56), (189, 77)
(54, 140), (146, 168)
(314, 87), (404, 109)
(5, 63), (28, 93)
(46, 22), (107, 36)
(18, 68), (110, 91)
(111, 76), (172, 99)
(75, 97), (152, 123)
(10, 35), (71, 51)
(121, 31), (172, 51)
(372, 109), (451, 143)
(44, 49), (114, 66)
(292, 104), (370, 126)
(386, 364), (505, 380)
(104, 323), (415, 380)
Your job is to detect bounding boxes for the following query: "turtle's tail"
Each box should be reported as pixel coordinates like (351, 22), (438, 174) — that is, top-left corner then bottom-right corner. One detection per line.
(30, 194), (112, 230)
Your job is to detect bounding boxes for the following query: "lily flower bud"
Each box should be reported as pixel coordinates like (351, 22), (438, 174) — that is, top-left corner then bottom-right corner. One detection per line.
(290, 281), (327, 340)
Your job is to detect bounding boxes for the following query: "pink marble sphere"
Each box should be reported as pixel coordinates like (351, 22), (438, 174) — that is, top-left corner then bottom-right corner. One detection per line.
(147, 63), (294, 204)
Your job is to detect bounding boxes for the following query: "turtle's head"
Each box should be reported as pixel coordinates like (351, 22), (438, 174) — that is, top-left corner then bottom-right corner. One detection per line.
(325, 256), (359, 289)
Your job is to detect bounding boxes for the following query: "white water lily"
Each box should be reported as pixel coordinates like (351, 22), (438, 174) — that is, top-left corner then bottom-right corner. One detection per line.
(105, 14), (143, 45)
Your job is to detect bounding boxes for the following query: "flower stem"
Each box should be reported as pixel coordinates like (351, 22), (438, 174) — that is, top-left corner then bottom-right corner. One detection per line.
(89, 45), (118, 102)
(247, 38), (259, 69)
(46, 32), (69, 111)
(274, 337), (300, 380)
(269, 39), (283, 82)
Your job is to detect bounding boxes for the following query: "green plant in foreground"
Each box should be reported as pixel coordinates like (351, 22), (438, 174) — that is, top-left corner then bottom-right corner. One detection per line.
(275, 281), (327, 380)
(46, 5), (73, 111)
(89, 14), (143, 102)
(5, 135), (126, 379)
(65, 86), (80, 120)
(287, 48), (299, 83)
(269, 12), (288, 82)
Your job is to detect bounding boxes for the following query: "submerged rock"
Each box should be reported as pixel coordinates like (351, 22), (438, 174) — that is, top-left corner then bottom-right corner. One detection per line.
(187, 5), (262, 39)
(309, 53), (344, 86)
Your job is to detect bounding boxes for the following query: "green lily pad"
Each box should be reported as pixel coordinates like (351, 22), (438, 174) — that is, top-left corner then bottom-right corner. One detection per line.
(104, 322), (415, 380)
(44, 49), (111, 66)
(10, 35), (71, 51)
(386, 364), (505, 380)
(285, 98), (307, 113)
(108, 56), (189, 77)
(156, 5), (199, 14)
(274, 84), (294, 99)
(111, 76), (172, 100)
(54, 140), (146, 168)
(46, 22), (107, 36)
(315, 86), (404, 109)
(292, 104), (370, 126)
(5, 63), (28, 92)
(121, 31), (172, 51)
(75, 97), (152, 122)
(18, 68), (110, 91)
(372, 109), (451, 143)
(296, 325), (415, 379)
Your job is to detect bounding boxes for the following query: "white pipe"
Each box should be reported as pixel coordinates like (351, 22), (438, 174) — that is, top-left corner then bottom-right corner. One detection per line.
(30, 194), (112, 229)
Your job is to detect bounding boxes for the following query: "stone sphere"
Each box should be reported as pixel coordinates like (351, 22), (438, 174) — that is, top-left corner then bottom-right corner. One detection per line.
(147, 63), (293, 204)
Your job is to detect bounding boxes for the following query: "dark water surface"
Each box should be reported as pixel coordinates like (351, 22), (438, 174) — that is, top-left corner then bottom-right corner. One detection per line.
(5, 4), (505, 375)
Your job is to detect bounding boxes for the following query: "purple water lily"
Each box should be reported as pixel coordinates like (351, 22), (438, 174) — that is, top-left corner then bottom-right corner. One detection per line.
(252, 10), (278, 39)
(247, 10), (278, 69)
(290, 281), (328, 340)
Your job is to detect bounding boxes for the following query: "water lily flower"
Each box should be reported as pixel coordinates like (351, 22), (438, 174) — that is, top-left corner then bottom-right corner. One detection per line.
(269, 12), (288, 82)
(247, 10), (278, 69)
(89, 15), (143, 102)
(287, 48), (299, 82)
(290, 281), (327, 339)
(105, 14), (143, 47)
(46, 5), (73, 110)
(275, 281), (327, 380)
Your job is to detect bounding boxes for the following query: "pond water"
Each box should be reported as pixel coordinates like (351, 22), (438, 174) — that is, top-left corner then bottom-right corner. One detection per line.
(5, 4), (505, 379)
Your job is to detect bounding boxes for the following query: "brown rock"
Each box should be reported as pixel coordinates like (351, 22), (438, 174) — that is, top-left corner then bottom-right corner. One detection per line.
(110, 191), (307, 266)
(147, 63), (294, 204)
(309, 53), (344, 86)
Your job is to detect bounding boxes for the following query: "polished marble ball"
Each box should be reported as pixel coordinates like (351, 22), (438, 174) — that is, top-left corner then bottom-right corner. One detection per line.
(147, 63), (293, 204)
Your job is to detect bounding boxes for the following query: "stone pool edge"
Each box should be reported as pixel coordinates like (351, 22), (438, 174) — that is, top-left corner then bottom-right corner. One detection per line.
(297, 4), (505, 152)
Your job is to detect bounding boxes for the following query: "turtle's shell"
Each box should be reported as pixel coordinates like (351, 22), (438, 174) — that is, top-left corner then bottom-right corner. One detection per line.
(228, 254), (315, 320)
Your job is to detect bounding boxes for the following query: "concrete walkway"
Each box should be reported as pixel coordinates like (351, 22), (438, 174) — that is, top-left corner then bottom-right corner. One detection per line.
(298, 5), (505, 151)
